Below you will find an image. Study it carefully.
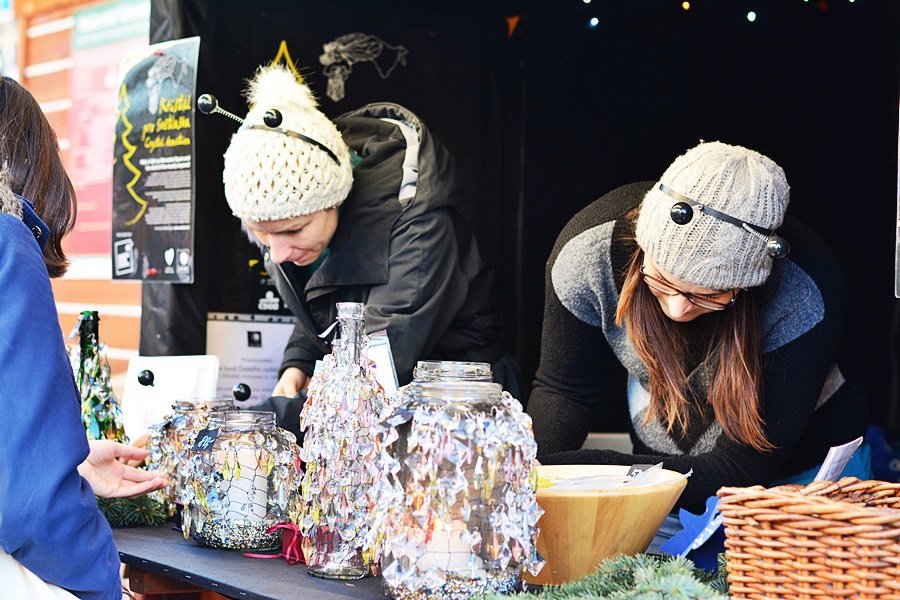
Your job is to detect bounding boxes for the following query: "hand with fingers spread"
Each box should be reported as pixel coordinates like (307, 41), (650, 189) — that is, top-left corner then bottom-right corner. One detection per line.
(77, 440), (168, 499)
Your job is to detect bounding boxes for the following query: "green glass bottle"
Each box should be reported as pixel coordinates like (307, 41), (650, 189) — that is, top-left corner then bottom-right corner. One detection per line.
(76, 310), (127, 442)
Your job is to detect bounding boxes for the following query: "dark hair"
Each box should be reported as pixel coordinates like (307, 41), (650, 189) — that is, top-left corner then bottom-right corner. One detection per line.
(615, 238), (773, 452)
(0, 76), (77, 278)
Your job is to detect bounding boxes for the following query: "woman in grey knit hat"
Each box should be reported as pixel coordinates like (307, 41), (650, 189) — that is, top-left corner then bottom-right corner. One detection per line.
(527, 141), (871, 524)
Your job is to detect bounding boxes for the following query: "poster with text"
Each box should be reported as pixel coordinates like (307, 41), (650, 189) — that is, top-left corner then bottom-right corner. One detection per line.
(67, 0), (150, 256)
(112, 36), (200, 281)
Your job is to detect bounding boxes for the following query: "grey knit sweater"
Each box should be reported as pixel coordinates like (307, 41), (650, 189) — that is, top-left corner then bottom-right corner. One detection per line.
(528, 181), (868, 512)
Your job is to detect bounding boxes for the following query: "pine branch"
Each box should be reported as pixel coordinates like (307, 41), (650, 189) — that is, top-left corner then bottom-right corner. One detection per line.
(485, 554), (729, 600)
(97, 496), (169, 528)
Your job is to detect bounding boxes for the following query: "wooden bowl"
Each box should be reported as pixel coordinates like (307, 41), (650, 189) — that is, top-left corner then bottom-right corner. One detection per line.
(525, 464), (687, 586)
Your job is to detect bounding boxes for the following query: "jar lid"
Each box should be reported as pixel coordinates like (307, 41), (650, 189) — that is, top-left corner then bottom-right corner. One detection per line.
(414, 360), (493, 382)
(406, 380), (503, 402)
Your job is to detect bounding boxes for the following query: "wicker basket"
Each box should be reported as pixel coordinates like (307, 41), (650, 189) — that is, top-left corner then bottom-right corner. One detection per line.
(717, 477), (900, 599)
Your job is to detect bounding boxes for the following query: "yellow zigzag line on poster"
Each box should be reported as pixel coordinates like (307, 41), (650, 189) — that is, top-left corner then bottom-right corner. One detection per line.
(117, 83), (147, 226)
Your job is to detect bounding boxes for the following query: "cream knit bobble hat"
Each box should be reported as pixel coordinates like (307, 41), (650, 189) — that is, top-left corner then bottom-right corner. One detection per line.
(223, 65), (353, 222)
(635, 141), (790, 290)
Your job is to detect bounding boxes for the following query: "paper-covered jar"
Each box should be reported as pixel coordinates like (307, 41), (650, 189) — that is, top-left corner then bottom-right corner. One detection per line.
(146, 397), (234, 516)
(182, 410), (301, 550)
(367, 381), (544, 600)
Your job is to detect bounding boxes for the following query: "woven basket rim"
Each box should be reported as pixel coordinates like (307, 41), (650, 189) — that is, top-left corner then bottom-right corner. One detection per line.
(717, 477), (900, 519)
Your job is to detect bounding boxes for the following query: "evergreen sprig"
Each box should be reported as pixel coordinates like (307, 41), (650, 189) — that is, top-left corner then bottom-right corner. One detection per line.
(486, 554), (729, 600)
(97, 496), (169, 528)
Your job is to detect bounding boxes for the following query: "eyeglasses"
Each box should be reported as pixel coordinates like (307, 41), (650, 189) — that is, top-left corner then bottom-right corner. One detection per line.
(640, 265), (737, 310)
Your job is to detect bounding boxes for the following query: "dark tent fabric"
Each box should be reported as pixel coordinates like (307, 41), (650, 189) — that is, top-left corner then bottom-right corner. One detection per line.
(143, 1), (900, 434)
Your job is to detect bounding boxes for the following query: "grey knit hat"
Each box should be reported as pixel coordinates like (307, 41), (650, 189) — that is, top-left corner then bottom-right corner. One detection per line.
(635, 141), (790, 289)
(223, 64), (353, 222)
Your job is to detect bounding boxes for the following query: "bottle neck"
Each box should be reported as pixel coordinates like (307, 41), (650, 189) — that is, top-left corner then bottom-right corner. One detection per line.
(335, 317), (364, 366)
(78, 311), (100, 358)
(334, 302), (366, 367)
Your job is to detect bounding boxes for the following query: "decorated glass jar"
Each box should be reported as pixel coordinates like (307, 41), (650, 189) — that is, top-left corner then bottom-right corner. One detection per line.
(146, 397), (235, 516)
(367, 381), (544, 600)
(182, 410), (301, 550)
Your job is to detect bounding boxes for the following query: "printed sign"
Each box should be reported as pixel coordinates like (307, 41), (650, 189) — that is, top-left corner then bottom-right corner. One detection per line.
(206, 313), (297, 404)
(112, 36), (200, 281)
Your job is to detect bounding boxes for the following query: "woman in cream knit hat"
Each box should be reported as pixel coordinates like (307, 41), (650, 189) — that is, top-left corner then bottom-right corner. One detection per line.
(528, 141), (870, 520)
(218, 64), (515, 402)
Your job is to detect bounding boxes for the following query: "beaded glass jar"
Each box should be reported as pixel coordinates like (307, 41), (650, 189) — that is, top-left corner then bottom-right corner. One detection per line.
(182, 410), (301, 550)
(368, 381), (544, 600)
(146, 397), (234, 516)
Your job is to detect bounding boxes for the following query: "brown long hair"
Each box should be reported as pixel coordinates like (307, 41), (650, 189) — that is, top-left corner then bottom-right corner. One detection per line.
(0, 76), (77, 278)
(615, 244), (773, 452)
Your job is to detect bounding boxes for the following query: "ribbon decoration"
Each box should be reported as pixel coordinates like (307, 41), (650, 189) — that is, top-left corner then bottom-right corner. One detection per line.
(243, 522), (305, 565)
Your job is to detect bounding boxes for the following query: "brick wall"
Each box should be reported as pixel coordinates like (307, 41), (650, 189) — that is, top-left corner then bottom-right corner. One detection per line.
(18, 0), (142, 378)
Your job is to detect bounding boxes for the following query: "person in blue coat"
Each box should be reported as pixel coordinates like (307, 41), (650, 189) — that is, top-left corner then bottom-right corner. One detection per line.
(0, 76), (166, 599)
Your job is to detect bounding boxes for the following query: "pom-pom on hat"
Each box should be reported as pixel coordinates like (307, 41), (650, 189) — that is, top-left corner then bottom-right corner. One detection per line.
(635, 141), (790, 290)
(223, 64), (353, 222)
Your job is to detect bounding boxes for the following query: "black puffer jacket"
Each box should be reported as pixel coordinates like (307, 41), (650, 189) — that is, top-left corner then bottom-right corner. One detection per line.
(267, 102), (504, 386)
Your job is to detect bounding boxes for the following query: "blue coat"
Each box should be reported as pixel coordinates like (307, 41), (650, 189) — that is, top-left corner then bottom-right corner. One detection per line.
(0, 197), (120, 599)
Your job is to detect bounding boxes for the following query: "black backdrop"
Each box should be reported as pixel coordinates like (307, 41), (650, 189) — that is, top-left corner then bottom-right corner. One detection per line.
(142, 0), (900, 432)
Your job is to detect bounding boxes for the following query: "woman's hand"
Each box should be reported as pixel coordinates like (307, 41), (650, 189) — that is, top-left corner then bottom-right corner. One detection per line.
(272, 367), (309, 398)
(77, 440), (167, 499)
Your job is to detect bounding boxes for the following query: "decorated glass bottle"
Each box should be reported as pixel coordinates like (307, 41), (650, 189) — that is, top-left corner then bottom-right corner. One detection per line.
(71, 311), (168, 527)
(367, 380), (544, 600)
(299, 302), (388, 579)
(75, 310), (127, 441)
(182, 410), (301, 550)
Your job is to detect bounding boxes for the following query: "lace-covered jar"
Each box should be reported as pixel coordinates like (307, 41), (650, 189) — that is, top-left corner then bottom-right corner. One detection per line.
(182, 410), (301, 550)
(146, 397), (234, 516)
(367, 381), (544, 600)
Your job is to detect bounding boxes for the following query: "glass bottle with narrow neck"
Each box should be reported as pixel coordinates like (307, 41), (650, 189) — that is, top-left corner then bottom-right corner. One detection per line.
(76, 310), (126, 441)
(300, 301), (385, 580)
